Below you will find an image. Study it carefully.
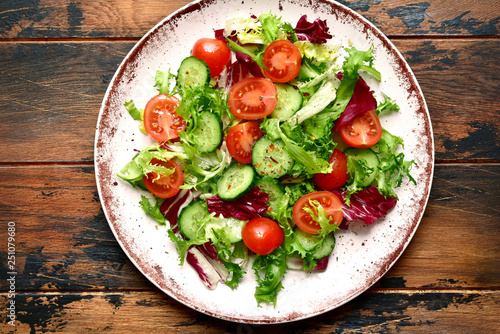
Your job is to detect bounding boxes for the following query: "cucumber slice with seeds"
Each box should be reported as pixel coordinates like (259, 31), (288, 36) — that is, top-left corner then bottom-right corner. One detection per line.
(217, 163), (255, 200)
(252, 137), (294, 178)
(271, 83), (303, 121)
(177, 56), (210, 89)
(294, 228), (336, 259)
(178, 199), (246, 243)
(192, 111), (222, 153)
(178, 200), (208, 240)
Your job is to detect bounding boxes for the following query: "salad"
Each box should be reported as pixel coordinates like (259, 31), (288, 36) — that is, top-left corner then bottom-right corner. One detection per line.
(117, 12), (416, 306)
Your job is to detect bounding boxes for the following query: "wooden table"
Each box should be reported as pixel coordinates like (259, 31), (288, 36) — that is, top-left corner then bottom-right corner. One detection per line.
(1, 0), (499, 332)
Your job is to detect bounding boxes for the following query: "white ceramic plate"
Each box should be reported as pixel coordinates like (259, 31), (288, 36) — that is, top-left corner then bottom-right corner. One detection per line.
(95, 0), (434, 324)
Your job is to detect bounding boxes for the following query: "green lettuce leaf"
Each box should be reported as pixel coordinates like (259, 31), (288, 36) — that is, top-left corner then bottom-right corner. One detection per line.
(117, 143), (187, 185)
(375, 93), (400, 116)
(288, 78), (339, 125)
(154, 69), (175, 94)
(124, 100), (141, 120)
(330, 45), (381, 117)
(373, 129), (416, 197)
(139, 195), (166, 225)
(294, 41), (340, 64)
(252, 248), (288, 306)
(303, 199), (340, 237)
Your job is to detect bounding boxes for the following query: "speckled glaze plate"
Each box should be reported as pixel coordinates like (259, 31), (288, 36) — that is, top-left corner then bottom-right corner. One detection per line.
(95, 0), (434, 324)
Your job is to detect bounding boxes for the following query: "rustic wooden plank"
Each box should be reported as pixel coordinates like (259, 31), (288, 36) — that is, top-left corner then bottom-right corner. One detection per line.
(0, 39), (498, 163)
(0, 164), (498, 292)
(380, 163), (500, 288)
(392, 39), (500, 162)
(0, 0), (499, 39)
(0, 41), (134, 163)
(0, 165), (148, 291)
(1, 290), (498, 333)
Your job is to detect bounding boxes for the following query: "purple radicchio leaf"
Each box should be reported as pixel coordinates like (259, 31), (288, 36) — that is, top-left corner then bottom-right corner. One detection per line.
(331, 186), (397, 225)
(226, 61), (252, 89)
(235, 50), (264, 77)
(206, 186), (269, 221)
(160, 189), (192, 232)
(333, 73), (378, 131)
(186, 244), (228, 290)
(294, 15), (333, 44)
(312, 255), (330, 271)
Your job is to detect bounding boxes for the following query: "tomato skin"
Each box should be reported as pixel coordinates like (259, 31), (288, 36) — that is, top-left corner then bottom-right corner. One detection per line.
(313, 149), (349, 190)
(292, 191), (343, 235)
(242, 217), (284, 255)
(226, 122), (263, 164)
(143, 94), (186, 142)
(339, 110), (382, 148)
(191, 38), (231, 77)
(262, 40), (302, 83)
(228, 77), (278, 120)
(143, 159), (184, 198)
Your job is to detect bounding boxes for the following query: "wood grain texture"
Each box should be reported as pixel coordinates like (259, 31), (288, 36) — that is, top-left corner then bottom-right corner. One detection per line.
(0, 0), (498, 331)
(0, 41), (131, 163)
(0, 164), (498, 293)
(0, 39), (498, 163)
(1, 290), (498, 333)
(0, 0), (499, 39)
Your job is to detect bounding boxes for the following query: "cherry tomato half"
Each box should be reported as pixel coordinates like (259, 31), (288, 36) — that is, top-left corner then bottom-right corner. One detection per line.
(339, 110), (382, 148)
(242, 217), (284, 255)
(292, 191), (343, 235)
(143, 158), (184, 199)
(228, 77), (278, 120)
(191, 38), (231, 77)
(313, 149), (349, 190)
(262, 40), (302, 83)
(226, 122), (263, 164)
(143, 94), (186, 142)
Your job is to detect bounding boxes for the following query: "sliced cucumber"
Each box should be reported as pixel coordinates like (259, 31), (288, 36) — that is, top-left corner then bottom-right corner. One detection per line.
(313, 233), (336, 259)
(252, 137), (294, 178)
(217, 163), (255, 200)
(344, 148), (379, 187)
(214, 216), (246, 243)
(178, 199), (208, 240)
(177, 56), (210, 89)
(271, 84), (303, 121)
(294, 228), (336, 259)
(178, 199), (246, 243)
(192, 111), (222, 153)
(254, 177), (285, 215)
